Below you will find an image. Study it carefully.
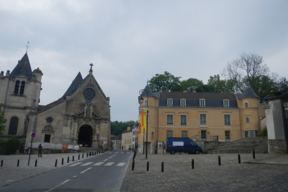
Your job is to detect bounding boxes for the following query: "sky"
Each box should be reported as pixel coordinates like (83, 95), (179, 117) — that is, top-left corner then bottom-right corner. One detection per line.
(1, 0), (288, 122)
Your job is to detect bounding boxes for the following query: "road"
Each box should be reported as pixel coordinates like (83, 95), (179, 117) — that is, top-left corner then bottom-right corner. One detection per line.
(0, 150), (132, 192)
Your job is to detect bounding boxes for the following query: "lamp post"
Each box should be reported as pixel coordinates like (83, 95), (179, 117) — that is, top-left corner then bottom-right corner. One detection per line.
(139, 89), (149, 159)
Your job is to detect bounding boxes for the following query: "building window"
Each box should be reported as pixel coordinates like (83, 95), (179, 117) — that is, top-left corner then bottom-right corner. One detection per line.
(151, 132), (154, 139)
(44, 134), (51, 143)
(245, 102), (248, 108)
(182, 131), (188, 137)
(199, 99), (205, 107)
(200, 114), (206, 125)
(245, 131), (249, 138)
(167, 130), (173, 138)
(224, 115), (231, 125)
(14, 80), (20, 94)
(167, 99), (173, 107)
(167, 115), (173, 125)
(225, 131), (230, 140)
(180, 99), (186, 107)
(246, 117), (249, 123)
(181, 115), (187, 125)
(201, 130), (207, 139)
(20, 81), (25, 95)
(8, 116), (19, 135)
(145, 100), (148, 107)
(223, 100), (229, 107)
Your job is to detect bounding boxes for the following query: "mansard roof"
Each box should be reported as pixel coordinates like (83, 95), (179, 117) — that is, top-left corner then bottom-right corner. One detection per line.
(140, 85), (160, 98)
(62, 72), (83, 98)
(160, 92), (236, 99)
(10, 53), (32, 79)
(234, 87), (258, 99)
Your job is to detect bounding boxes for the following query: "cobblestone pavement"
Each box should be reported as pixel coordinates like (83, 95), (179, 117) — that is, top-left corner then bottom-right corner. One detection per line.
(121, 153), (288, 192)
(0, 152), (97, 187)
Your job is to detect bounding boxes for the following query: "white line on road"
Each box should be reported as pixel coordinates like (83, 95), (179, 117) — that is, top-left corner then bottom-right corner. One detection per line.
(116, 163), (125, 166)
(69, 162), (82, 167)
(81, 162), (93, 166)
(104, 162), (114, 166)
(103, 159), (108, 161)
(80, 167), (92, 174)
(45, 179), (70, 192)
(94, 162), (104, 166)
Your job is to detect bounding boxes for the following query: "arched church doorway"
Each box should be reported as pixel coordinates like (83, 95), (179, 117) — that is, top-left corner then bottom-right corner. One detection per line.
(78, 125), (93, 147)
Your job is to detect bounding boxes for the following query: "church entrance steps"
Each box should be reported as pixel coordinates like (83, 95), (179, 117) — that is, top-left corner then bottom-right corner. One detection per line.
(206, 137), (268, 154)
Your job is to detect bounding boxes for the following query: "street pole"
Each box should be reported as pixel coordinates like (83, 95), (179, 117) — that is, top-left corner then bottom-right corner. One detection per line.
(146, 109), (149, 159)
(28, 137), (33, 166)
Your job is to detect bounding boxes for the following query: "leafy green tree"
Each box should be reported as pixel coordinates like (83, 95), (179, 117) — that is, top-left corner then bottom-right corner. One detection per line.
(251, 75), (278, 102)
(110, 120), (136, 136)
(180, 78), (204, 92)
(0, 105), (6, 135)
(207, 75), (235, 93)
(148, 71), (182, 92)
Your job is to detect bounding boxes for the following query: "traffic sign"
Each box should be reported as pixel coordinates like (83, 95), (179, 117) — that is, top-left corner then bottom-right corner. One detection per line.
(31, 132), (36, 138)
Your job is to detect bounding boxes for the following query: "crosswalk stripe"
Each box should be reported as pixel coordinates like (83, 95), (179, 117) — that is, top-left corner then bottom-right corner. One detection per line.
(81, 162), (93, 166)
(104, 162), (114, 166)
(116, 163), (125, 166)
(69, 162), (82, 167)
(94, 162), (104, 166)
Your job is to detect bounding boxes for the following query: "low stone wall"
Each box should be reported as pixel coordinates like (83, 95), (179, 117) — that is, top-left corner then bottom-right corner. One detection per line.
(268, 139), (287, 154)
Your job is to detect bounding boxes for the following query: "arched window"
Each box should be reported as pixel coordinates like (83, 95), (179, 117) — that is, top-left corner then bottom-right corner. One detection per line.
(246, 117), (249, 123)
(8, 116), (19, 135)
(245, 102), (248, 108)
(20, 81), (25, 95)
(14, 80), (20, 94)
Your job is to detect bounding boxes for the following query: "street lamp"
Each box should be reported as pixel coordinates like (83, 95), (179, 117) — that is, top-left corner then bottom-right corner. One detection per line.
(139, 89), (149, 159)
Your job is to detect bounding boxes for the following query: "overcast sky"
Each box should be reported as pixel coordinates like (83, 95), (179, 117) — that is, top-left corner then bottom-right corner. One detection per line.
(1, 0), (288, 122)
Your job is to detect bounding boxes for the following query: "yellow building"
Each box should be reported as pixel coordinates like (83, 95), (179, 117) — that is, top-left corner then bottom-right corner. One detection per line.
(121, 127), (132, 150)
(138, 85), (262, 153)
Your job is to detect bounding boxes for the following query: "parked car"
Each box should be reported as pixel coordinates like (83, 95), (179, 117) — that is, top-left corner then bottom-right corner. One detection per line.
(166, 137), (202, 154)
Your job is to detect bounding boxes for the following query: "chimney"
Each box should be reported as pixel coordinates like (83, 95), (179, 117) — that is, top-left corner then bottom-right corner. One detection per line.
(6, 70), (10, 76)
(0, 71), (4, 77)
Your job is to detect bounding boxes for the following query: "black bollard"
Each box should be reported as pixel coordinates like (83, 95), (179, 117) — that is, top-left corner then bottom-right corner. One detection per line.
(62, 158), (64, 165)
(67, 157), (69, 163)
(17, 159), (19, 167)
(35, 159), (37, 167)
(192, 159), (194, 169)
(72, 156), (74, 161)
(132, 161), (135, 171)
(87, 153), (88, 157)
(238, 154), (241, 164)
(147, 162), (149, 171)
(218, 156), (221, 166)
(78, 154), (80, 160)
(1, 160), (3, 167)
(253, 150), (255, 159)
(161, 162), (164, 172)
(82, 153), (84, 158)
(55, 159), (58, 167)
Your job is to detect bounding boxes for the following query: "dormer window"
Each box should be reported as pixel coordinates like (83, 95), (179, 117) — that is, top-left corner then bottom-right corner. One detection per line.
(199, 99), (205, 107)
(245, 102), (248, 108)
(223, 99), (229, 107)
(180, 99), (186, 107)
(167, 99), (173, 107)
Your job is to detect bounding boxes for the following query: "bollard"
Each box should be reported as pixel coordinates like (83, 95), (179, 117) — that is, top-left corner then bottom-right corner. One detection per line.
(17, 159), (19, 167)
(161, 162), (164, 172)
(82, 153), (84, 158)
(238, 154), (241, 164)
(147, 162), (149, 171)
(78, 154), (80, 160)
(67, 157), (69, 163)
(62, 158), (64, 165)
(55, 159), (58, 167)
(253, 150), (255, 159)
(35, 159), (37, 167)
(72, 156), (74, 161)
(192, 159), (194, 169)
(1, 160), (3, 167)
(87, 153), (88, 157)
(218, 156), (221, 166)
(132, 161), (135, 171)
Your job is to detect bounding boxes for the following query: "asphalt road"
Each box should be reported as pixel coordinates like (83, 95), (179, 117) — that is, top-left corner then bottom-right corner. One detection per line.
(0, 150), (132, 192)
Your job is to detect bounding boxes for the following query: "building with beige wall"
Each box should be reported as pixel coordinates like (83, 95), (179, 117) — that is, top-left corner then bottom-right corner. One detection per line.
(138, 85), (262, 154)
(121, 127), (132, 150)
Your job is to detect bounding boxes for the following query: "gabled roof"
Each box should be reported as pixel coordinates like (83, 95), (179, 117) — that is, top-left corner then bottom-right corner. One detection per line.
(62, 72), (83, 98)
(234, 87), (258, 99)
(140, 85), (160, 98)
(10, 53), (32, 79)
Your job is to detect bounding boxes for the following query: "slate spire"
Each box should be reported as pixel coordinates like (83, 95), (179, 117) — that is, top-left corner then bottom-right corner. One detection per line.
(62, 72), (83, 98)
(10, 53), (33, 79)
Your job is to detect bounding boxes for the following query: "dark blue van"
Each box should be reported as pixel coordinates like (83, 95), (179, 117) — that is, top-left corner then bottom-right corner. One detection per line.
(166, 138), (202, 154)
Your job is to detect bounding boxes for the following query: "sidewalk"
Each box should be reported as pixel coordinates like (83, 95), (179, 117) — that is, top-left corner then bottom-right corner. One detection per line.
(0, 152), (98, 187)
(245, 154), (288, 165)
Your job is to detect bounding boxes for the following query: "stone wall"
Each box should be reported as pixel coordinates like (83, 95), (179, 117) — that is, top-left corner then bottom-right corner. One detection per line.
(268, 139), (287, 154)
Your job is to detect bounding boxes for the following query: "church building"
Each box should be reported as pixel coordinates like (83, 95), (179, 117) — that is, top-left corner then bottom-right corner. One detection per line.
(0, 53), (111, 150)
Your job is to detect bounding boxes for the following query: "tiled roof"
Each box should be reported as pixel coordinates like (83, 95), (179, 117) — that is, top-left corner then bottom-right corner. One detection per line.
(140, 85), (160, 98)
(62, 72), (83, 98)
(37, 98), (65, 113)
(160, 92), (236, 99)
(10, 53), (32, 80)
(234, 87), (258, 99)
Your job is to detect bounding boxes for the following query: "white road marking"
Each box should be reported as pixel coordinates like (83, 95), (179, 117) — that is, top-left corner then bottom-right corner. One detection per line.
(45, 179), (70, 192)
(103, 159), (108, 161)
(116, 163), (125, 166)
(69, 162), (82, 167)
(80, 167), (92, 174)
(81, 162), (93, 166)
(94, 162), (104, 166)
(104, 162), (114, 166)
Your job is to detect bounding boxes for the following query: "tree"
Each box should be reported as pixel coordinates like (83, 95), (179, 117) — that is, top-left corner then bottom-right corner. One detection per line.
(180, 78), (204, 92)
(148, 71), (182, 92)
(0, 105), (6, 135)
(110, 120), (136, 136)
(207, 75), (235, 93)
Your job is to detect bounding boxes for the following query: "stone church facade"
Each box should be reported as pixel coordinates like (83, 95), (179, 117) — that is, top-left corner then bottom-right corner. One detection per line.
(0, 53), (111, 150)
